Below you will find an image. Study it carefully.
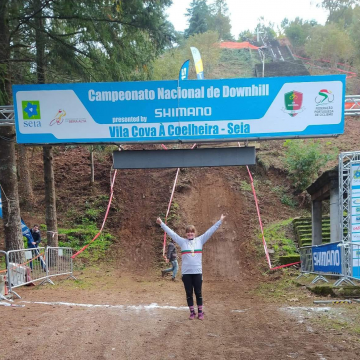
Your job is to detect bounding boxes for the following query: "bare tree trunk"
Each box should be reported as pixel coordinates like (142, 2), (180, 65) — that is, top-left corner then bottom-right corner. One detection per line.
(90, 146), (95, 185)
(0, 127), (24, 251)
(43, 146), (58, 247)
(33, 0), (58, 247)
(0, 0), (23, 251)
(17, 145), (34, 208)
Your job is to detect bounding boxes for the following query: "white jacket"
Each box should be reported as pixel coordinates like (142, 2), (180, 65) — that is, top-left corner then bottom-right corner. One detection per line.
(160, 220), (222, 274)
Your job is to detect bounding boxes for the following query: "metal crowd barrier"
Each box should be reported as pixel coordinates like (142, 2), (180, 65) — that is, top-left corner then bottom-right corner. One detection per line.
(2, 247), (76, 299)
(0, 250), (10, 299)
(299, 246), (313, 274)
(298, 242), (360, 286)
(339, 242), (360, 283)
(7, 247), (48, 297)
(46, 247), (76, 284)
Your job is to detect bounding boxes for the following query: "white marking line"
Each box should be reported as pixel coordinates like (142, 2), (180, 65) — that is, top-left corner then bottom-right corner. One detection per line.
(21, 301), (188, 311)
(231, 309), (249, 313)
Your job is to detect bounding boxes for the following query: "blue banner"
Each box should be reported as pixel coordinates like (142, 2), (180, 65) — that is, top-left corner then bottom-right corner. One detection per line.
(179, 60), (190, 81)
(21, 219), (34, 245)
(313, 242), (342, 274)
(13, 74), (345, 144)
(0, 189), (2, 218)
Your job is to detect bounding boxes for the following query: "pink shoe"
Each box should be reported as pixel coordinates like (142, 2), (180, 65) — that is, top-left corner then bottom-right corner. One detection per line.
(198, 312), (204, 320)
(189, 311), (196, 320)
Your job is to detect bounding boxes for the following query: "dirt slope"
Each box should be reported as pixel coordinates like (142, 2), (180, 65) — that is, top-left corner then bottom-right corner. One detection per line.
(174, 167), (258, 281)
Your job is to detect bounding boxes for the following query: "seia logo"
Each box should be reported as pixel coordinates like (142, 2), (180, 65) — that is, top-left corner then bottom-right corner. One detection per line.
(284, 91), (303, 117)
(22, 101), (41, 120)
(315, 89), (334, 105)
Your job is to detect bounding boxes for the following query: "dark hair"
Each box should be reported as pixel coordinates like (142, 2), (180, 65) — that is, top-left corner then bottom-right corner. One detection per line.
(33, 224), (39, 228)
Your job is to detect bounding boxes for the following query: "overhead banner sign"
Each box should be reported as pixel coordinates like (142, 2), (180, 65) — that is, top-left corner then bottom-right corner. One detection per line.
(13, 74), (345, 144)
(313, 242), (342, 274)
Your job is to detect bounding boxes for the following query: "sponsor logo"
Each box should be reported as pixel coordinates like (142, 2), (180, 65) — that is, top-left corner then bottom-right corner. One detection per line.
(353, 199), (360, 205)
(50, 109), (67, 126)
(283, 91), (304, 117)
(315, 89), (334, 105)
(356, 207), (360, 213)
(49, 109), (86, 126)
(22, 101), (41, 120)
(313, 250), (340, 267)
(353, 225), (360, 231)
(356, 217), (360, 221)
(314, 89), (334, 117)
(353, 233), (360, 240)
(354, 171), (360, 180)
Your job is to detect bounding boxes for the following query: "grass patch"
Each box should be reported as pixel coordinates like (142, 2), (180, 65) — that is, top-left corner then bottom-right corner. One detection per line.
(260, 218), (298, 266)
(57, 224), (113, 263)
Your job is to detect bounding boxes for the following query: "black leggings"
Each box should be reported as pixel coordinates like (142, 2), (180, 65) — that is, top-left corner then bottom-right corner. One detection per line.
(182, 274), (203, 307)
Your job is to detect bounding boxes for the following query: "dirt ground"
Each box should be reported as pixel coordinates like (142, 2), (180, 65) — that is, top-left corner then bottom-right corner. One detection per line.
(1, 269), (360, 360)
(2, 128), (360, 359)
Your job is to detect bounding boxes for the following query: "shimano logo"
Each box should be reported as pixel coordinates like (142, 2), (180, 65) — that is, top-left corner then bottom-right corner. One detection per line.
(313, 250), (340, 267)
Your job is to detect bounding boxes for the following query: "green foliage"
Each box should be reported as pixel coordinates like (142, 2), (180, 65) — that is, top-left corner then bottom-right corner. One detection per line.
(185, 0), (232, 40)
(281, 17), (317, 47)
(1, 0), (175, 96)
(259, 218), (298, 265)
(58, 224), (113, 262)
(166, 202), (180, 225)
(238, 29), (255, 42)
(280, 194), (298, 208)
(279, 254), (300, 265)
(208, 0), (233, 40)
(152, 48), (184, 80)
(152, 31), (221, 80)
(185, 0), (210, 37)
(305, 23), (354, 66)
(283, 140), (336, 192)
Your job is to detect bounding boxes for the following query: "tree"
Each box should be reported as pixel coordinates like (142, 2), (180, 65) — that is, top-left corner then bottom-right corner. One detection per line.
(0, 0), (24, 252)
(319, 0), (360, 19)
(0, 127), (24, 252)
(17, 145), (35, 209)
(238, 30), (254, 42)
(281, 17), (318, 48)
(185, 0), (210, 37)
(0, 0), (175, 250)
(349, 6), (360, 60)
(208, 0), (232, 40)
(305, 23), (354, 67)
(152, 31), (221, 81)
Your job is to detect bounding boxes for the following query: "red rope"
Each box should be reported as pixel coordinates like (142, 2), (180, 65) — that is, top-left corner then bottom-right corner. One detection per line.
(242, 144), (299, 271)
(71, 169), (118, 259)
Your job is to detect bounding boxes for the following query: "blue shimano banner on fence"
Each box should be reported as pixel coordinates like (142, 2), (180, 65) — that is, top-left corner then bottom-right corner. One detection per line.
(313, 242), (342, 273)
(12, 74), (345, 144)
